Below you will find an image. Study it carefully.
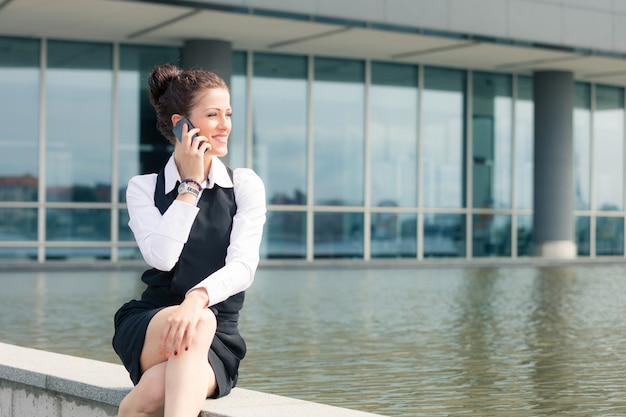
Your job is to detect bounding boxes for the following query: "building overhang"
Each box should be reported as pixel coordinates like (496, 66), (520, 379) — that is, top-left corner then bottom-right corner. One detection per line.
(2, 0), (626, 86)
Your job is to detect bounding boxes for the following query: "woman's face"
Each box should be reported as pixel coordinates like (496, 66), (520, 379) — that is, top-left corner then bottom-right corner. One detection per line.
(188, 87), (232, 157)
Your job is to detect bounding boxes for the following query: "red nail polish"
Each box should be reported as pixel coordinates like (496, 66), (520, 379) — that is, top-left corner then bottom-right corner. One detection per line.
(174, 350), (178, 356)
(165, 352), (171, 359)
(185, 347), (189, 351)
(158, 349), (163, 355)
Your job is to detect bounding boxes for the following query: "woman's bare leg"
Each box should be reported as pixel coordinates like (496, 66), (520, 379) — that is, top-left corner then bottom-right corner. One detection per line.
(117, 306), (218, 417)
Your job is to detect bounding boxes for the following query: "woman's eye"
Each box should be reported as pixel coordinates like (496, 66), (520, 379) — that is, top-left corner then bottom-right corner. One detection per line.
(226, 113), (232, 118)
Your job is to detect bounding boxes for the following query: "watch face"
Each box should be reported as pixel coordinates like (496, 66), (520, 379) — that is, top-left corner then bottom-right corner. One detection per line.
(178, 182), (199, 196)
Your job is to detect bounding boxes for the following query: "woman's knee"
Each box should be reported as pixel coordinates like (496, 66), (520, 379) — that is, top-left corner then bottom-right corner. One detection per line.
(120, 366), (166, 415)
(194, 309), (217, 343)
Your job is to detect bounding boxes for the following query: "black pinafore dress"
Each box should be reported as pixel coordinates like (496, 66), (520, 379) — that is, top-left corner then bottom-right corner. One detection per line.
(112, 167), (245, 398)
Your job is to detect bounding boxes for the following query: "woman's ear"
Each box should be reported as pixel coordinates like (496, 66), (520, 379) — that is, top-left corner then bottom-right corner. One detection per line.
(171, 114), (183, 127)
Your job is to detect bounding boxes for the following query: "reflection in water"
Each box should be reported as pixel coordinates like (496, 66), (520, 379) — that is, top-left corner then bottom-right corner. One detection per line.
(0, 266), (625, 416)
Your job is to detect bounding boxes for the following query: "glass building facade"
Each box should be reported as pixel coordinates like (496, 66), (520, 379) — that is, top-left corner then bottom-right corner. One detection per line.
(1, 36), (625, 262)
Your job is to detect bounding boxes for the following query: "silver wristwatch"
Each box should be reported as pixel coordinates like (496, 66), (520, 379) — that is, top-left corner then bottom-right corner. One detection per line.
(177, 181), (200, 198)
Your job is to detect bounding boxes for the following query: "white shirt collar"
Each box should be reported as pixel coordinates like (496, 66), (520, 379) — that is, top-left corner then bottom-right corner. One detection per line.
(164, 155), (233, 193)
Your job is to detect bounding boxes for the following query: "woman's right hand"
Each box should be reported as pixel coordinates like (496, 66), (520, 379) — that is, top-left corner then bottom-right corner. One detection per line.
(173, 122), (210, 182)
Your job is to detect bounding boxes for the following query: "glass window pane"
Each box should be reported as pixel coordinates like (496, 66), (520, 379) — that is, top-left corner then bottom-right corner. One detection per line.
(422, 67), (466, 208)
(371, 212), (416, 258)
(314, 212), (363, 258)
(229, 51), (247, 169)
(594, 85), (624, 211)
(0, 247), (37, 260)
(45, 246), (111, 260)
(0, 37), (40, 202)
(313, 58), (365, 206)
(46, 40), (113, 203)
(46, 208), (111, 241)
(472, 72), (512, 209)
(370, 62), (417, 207)
(263, 211), (306, 259)
(118, 208), (134, 242)
(596, 217), (624, 256)
(515, 76), (534, 210)
(0, 208), (37, 241)
(574, 83), (591, 210)
(118, 246), (142, 260)
(423, 213), (466, 258)
(118, 45), (179, 202)
(253, 53), (308, 205)
(575, 216), (590, 257)
(472, 214), (511, 257)
(517, 215), (533, 257)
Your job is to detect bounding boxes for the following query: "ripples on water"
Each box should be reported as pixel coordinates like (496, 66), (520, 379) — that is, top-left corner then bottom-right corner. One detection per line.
(1, 265), (626, 416)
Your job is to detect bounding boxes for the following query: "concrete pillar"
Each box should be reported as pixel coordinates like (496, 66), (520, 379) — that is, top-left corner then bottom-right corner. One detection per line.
(533, 71), (576, 258)
(181, 39), (232, 88)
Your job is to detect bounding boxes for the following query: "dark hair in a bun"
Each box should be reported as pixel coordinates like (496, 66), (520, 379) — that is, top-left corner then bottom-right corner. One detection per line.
(148, 63), (229, 143)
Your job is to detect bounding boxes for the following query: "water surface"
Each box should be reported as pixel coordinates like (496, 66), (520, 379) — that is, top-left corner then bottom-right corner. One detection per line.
(1, 265), (625, 416)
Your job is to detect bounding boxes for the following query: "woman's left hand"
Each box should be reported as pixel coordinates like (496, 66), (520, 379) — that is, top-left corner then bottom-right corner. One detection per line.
(159, 289), (209, 358)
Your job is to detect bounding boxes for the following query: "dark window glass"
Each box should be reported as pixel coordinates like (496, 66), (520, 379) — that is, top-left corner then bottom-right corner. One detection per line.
(596, 216), (624, 256)
(517, 215), (533, 257)
(515, 76), (533, 210)
(0, 208), (37, 241)
(370, 62), (417, 207)
(423, 213), (466, 258)
(422, 67), (466, 208)
(371, 212), (416, 258)
(0, 37), (40, 202)
(472, 214), (511, 257)
(253, 53), (308, 205)
(46, 40), (113, 202)
(263, 211), (306, 259)
(313, 58), (365, 206)
(314, 212), (363, 258)
(593, 85), (624, 211)
(472, 72), (512, 209)
(574, 83), (591, 210)
(118, 45), (180, 202)
(229, 51), (247, 168)
(575, 216), (590, 257)
(46, 208), (111, 241)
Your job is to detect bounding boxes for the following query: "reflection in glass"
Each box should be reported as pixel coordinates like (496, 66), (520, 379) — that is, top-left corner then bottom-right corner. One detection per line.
(0, 208), (37, 241)
(575, 216), (590, 257)
(596, 217), (624, 256)
(422, 67), (466, 208)
(594, 85), (624, 211)
(46, 40), (113, 203)
(371, 212), (416, 258)
(118, 209), (133, 242)
(313, 58), (365, 206)
(517, 215), (533, 256)
(0, 37), (40, 202)
(263, 211), (306, 259)
(0, 247), (37, 260)
(515, 76), (533, 210)
(253, 53), (307, 205)
(370, 62), (417, 207)
(314, 212), (363, 258)
(472, 214), (511, 257)
(229, 51), (247, 169)
(118, 45), (179, 202)
(46, 208), (111, 241)
(472, 72), (512, 209)
(573, 83), (591, 210)
(45, 246), (111, 260)
(423, 213), (465, 257)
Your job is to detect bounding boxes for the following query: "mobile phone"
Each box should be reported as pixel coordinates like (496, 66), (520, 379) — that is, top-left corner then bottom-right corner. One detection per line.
(172, 117), (198, 142)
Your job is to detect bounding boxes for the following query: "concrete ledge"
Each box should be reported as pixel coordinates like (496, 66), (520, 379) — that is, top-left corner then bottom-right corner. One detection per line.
(0, 342), (385, 417)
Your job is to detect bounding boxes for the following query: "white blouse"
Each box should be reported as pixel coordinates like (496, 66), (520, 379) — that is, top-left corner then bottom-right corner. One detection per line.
(126, 155), (266, 307)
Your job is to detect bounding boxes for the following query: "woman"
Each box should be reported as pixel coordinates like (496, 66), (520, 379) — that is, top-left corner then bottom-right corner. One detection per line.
(113, 63), (266, 417)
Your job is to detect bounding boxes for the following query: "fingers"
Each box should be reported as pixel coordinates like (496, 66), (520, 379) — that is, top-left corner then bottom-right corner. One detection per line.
(158, 309), (200, 359)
